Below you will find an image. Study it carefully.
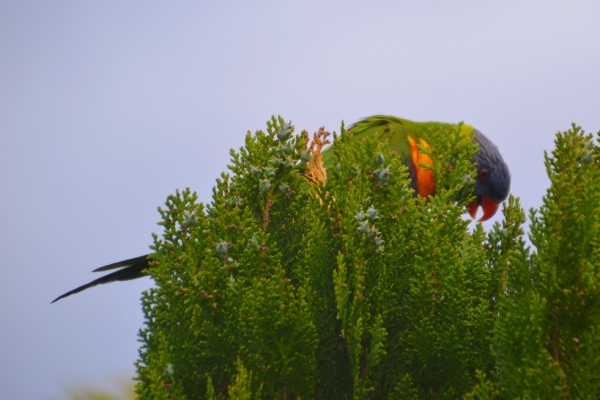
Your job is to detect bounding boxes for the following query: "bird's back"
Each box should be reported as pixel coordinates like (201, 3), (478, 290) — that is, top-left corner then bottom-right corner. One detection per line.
(322, 115), (473, 169)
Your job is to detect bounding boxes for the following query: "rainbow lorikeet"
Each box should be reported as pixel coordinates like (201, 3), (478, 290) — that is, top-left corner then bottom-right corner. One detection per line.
(322, 115), (511, 220)
(51, 115), (510, 303)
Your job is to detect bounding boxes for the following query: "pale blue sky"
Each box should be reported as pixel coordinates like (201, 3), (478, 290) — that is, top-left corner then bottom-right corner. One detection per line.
(1, 2), (599, 398)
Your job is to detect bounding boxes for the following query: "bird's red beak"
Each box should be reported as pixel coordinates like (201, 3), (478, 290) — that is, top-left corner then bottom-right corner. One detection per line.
(468, 197), (500, 222)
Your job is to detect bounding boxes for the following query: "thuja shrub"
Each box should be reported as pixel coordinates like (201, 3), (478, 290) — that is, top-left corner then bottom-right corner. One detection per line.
(492, 126), (600, 399)
(134, 118), (600, 399)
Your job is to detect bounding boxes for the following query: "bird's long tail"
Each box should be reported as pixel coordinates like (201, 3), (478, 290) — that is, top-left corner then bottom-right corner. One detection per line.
(51, 255), (150, 303)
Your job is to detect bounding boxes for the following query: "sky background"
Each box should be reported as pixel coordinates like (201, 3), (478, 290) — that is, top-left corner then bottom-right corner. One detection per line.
(1, 2), (599, 399)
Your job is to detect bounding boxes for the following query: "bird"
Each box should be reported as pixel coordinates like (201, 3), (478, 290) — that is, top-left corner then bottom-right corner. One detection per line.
(52, 115), (510, 303)
(322, 115), (511, 221)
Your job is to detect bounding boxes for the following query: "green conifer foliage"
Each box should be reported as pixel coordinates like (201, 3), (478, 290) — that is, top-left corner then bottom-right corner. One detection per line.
(301, 122), (500, 399)
(495, 125), (600, 399)
(134, 118), (600, 399)
(136, 118), (318, 399)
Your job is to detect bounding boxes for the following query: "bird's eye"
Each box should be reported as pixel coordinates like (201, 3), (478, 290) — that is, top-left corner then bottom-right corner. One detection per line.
(479, 168), (490, 180)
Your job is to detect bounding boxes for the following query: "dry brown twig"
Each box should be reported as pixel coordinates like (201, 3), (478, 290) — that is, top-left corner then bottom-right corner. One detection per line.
(305, 127), (331, 187)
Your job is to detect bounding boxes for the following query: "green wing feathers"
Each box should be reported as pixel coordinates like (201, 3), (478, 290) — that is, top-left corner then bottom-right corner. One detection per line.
(321, 115), (474, 170)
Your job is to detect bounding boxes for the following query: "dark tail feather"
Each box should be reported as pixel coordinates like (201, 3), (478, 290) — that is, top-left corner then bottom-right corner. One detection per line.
(91, 254), (150, 272)
(51, 254), (150, 303)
